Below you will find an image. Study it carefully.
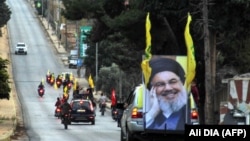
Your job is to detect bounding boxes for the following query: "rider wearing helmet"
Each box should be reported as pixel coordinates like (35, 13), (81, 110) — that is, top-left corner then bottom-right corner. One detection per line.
(60, 98), (72, 122)
(38, 81), (44, 89)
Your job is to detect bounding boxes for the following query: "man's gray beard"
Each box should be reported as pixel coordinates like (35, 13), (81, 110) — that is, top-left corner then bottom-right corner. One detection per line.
(158, 87), (187, 116)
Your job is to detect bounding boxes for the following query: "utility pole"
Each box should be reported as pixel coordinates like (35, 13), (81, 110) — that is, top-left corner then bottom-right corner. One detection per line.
(119, 68), (122, 101)
(95, 42), (98, 92)
(203, 0), (214, 124)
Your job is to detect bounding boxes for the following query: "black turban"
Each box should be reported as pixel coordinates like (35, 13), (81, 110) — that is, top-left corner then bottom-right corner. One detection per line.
(148, 57), (185, 89)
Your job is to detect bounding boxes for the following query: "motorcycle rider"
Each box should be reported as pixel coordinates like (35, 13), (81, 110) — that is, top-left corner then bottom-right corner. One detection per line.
(54, 97), (62, 117)
(56, 74), (62, 82)
(73, 82), (83, 99)
(60, 98), (72, 123)
(99, 93), (107, 111)
(63, 78), (71, 89)
(38, 81), (44, 89)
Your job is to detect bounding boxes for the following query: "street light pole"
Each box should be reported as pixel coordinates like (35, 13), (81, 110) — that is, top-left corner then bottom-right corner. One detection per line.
(95, 42), (98, 92)
(58, 0), (61, 48)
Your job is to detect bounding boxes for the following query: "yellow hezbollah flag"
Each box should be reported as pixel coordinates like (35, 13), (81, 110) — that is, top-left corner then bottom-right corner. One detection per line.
(54, 81), (58, 90)
(184, 13), (196, 109)
(184, 12), (196, 89)
(73, 78), (78, 90)
(41, 78), (44, 84)
(141, 12), (152, 86)
(88, 74), (94, 88)
(64, 86), (68, 93)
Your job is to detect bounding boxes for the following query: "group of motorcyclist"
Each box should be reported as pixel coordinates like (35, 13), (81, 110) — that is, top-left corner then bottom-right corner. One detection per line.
(41, 71), (126, 128)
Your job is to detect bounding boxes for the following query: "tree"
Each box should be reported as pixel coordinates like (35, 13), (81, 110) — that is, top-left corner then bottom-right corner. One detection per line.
(0, 58), (10, 100)
(0, 0), (11, 36)
(62, 0), (250, 124)
(0, 0), (11, 99)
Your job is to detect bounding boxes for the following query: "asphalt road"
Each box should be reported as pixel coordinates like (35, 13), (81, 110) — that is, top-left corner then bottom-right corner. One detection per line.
(0, 0), (113, 141)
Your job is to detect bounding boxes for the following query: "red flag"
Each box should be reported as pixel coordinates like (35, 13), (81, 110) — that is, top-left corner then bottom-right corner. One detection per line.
(111, 88), (117, 106)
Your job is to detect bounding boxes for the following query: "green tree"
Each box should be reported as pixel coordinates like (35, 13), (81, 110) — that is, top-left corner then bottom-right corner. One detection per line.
(208, 0), (250, 73)
(0, 0), (11, 36)
(0, 0), (11, 100)
(0, 58), (10, 100)
(62, 1), (250, 124)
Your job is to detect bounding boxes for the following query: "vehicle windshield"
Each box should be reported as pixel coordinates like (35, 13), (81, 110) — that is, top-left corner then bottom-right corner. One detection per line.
(72, 101), (90, 109)
(17, 44), (25, 47)
(71, 57), (78, 60)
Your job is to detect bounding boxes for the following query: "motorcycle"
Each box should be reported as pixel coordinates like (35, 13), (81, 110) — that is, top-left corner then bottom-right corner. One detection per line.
(116, 108), (124, 127)
(67, 82), (72, 90)
(115, 103), (125, 127)
(56, 78), (62, 88)
(111, 108), (118, 121)
(54, 107), (61, 119)
(46, 74), (51, 84)
(38, 88), (45, 97)
(63, 80), (72, 90)
(61, 113), (71, 129)
(100, 102), (106, 116)
(49, 77), (55, 86)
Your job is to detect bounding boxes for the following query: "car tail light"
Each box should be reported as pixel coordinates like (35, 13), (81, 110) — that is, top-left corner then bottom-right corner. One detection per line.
(191, 109), (199, 120)
(56, 108), (61, 112)
(80, 100), (83, 104)
(131, 107), (143, 118)
(90, 102), (94, 112)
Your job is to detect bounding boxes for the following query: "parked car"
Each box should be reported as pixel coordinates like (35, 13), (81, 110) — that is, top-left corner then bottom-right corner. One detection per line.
(15, 42), (27, 55)
(70, 99), (95, 125)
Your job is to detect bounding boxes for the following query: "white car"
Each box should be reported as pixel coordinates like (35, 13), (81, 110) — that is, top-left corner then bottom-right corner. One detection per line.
(69, 56), (78, 68)
(15, 42), (28, 55)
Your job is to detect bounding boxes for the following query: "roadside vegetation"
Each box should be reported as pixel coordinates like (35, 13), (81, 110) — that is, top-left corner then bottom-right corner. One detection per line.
(0, 0), (11, 100)
(60, 0), (250, 124)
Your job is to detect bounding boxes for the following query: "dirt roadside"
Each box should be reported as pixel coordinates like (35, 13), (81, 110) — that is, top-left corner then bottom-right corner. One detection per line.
(0, 26), (28, 141)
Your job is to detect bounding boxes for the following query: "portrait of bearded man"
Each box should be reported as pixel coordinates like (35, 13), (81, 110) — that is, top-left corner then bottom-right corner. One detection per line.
(145, 57), (190, 130)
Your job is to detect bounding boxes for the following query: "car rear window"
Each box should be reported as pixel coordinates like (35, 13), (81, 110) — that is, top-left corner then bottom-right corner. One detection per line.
(72, 101), (90, 109)
(17, 44), (25, 47)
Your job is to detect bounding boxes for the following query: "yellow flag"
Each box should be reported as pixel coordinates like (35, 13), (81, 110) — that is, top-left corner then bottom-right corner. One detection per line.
(184, 12), (196, 89)
(64, 86), (68, 93)
(54, 81), (58, 90)
(70, 72), (73, 81)
(141, 12), (152, 86)
(88, 74), (95, 88)
(73, 78), (78, 90)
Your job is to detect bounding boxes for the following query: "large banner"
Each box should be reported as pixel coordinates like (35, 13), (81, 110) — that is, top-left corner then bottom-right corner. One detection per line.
(143, 55), (190, 132)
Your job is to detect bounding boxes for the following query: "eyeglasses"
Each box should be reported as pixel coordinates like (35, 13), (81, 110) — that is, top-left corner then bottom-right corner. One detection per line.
(152, 79), (180, 89)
